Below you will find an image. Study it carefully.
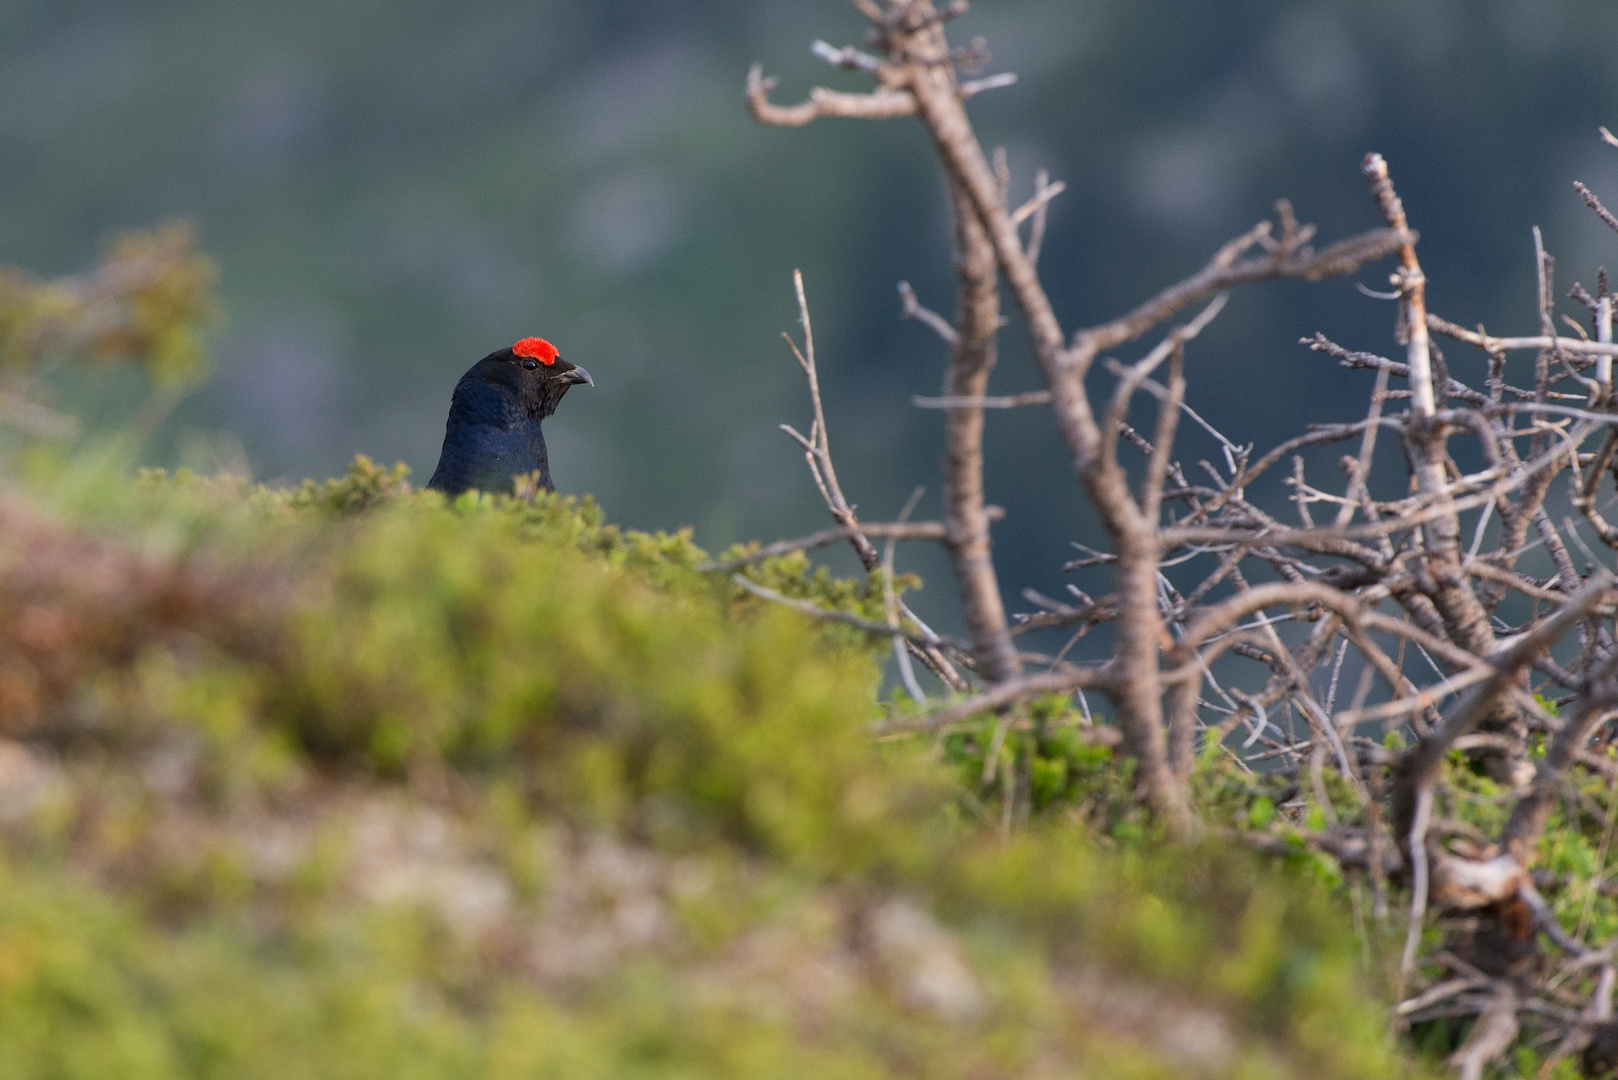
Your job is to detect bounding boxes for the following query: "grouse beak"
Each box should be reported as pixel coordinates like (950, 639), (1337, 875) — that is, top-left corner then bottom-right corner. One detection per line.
(562, 364), (594, 388)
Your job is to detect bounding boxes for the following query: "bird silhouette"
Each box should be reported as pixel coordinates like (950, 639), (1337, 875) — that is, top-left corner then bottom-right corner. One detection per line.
(427, 336), (593, 495)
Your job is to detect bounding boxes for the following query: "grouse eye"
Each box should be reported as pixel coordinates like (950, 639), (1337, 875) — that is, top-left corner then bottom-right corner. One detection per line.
(521, 358), (539, 370)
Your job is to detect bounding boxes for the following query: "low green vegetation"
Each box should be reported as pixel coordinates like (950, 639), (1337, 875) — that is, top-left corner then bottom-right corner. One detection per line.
(0, 454), (1424, 1079)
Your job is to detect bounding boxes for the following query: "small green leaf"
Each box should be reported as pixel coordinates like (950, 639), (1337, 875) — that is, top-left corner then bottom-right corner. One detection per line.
(1249, 796), (1277, 828)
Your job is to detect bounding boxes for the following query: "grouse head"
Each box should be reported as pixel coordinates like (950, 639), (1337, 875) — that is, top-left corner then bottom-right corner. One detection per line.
(427, 336), (593, 496)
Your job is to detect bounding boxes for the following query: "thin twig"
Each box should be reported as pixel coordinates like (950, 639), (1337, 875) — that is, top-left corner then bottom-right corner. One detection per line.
(885, 487), (929, 704)
(732, 573), (970, 651)
(697, 512), (1001, 572)
(874, 665), (1116, 735)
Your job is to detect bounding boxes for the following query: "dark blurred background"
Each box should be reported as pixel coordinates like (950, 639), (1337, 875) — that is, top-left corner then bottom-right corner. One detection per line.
(4, 0), (1618, 634)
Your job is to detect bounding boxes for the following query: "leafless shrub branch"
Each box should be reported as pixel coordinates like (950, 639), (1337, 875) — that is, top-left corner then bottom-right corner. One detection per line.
(746, 9), (1618, 1065)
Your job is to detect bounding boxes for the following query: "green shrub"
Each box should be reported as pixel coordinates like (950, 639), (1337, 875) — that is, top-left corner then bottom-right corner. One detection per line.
(0, 460), (1424, 1079)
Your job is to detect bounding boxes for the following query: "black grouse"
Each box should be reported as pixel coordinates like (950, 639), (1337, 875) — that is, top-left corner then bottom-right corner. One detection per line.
(427, 336), (593, 495)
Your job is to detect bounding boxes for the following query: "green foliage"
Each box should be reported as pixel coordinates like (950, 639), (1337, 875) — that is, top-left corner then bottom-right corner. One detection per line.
(938, 695), (1139, 834)
(0, 459), (1425, 1079)
(0, 222), (216, 385)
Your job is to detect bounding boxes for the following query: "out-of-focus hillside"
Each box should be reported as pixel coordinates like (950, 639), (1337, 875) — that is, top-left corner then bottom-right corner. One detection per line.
(0, 453), (1426, 1080)
(3, 0), (1616, 634)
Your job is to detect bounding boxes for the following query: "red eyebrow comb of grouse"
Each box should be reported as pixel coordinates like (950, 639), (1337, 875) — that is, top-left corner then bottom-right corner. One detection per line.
(512, 337), (559, 364)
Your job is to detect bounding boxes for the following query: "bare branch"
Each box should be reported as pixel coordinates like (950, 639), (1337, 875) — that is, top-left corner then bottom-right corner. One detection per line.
(696, 510), (1004, 572)
(1402, 785), (1435, 975)
(1577, 181), (1618, 238)
(874, 665), (1116, 734)
(777, 271), (968, 690)
(885, 487), (929, 705)
(1142, 341), (1187, 523)
(1397, 977), (1491, 1017)
(1427, 313), (1618, 357)
(787, 270), (876, 569)
(1501, 652), (1618, 864)
(1100, 295), (1227, 504)
(1009, 178), (1066, 227)
(1024, 167), (1055, 265)
(732, 573), (971, 652)
(958, 72), (1017, 98)
(1395, 574), (1616, 839)
(746, 63), (918, 127)
(913, 390), (1050, 409)
(1175, 581), (1366, 655)
(811, 39), (883, 74)
(898, 281), (960, 346)
(1068, 224), (1411, 373)
(1449, 983), (1519, 1080)
(1303, 332), (1489, 406)
(939, 178), (1024, 683)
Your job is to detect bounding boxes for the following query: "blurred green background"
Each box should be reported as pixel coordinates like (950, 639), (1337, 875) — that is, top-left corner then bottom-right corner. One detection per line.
(4, 0), (1618, 632)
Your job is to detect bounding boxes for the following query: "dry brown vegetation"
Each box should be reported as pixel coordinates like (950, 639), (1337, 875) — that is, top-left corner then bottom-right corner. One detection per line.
(738, 3), (1618, 1074)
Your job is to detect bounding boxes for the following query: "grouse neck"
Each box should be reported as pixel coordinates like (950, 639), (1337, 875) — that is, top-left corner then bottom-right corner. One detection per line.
(451, 372), (553, 428)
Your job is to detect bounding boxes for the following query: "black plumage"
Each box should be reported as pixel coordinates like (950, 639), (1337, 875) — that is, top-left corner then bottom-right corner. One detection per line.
(427, 340), (592, 495)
